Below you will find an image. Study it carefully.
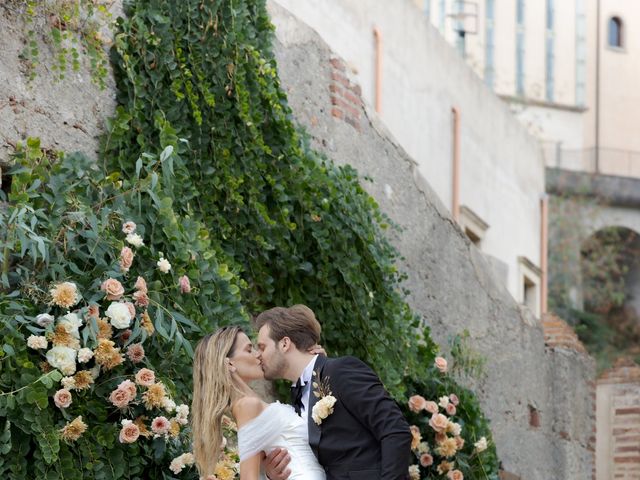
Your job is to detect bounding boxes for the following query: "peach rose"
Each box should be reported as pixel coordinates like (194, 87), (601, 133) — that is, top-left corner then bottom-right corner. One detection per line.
(420, 453), (434, 467)
(135, 368), (155, 387)
(435, 356), (448, 373)
(101, 279), (125, 301)
(87, 304), (100, 319)
(178, 275), (191, 294)
(109, 387), (131, 408)
(134, 276), (148, 293)
(133, 290), (149, 307)
(435, 432), (448, 444)
(429, 413), (449, 433)
(454, 436), (465, 449)
(54, 389), (72, 409)
(425, 401), (439, 414)
(409, 425), (422, 450)
(119, 379), (137, 401)
(122, 221), (137, 234)
(449, 393), (459, 406)
(408, 395), (427, 413)
(119, 422), (140, 443)
(120, 247), (134, 273)
(446, 403), (457, 416)
(448, 470), (464, 480)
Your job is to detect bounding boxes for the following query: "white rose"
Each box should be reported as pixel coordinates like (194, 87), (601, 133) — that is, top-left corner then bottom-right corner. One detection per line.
(121, 419), (133, 427)
(59, 312), (83, 338)
(312, 395), (336, 425)
(439, 395), (450, 408)
(162, 398), (176, 413)
(36, 313), (54, 327)
(78, 348), (94, 363)
(126, 233), (144, 248)
(474, 436), (488, 453)
(61, 376), (76, 390)
(175, 404), (189, 418)
(46, 346), (77, 375)
(105, 302), (133, 329)
(156, 257), (171, 273)
(448, 421), (462, 436)
(27, 335), (48, 350)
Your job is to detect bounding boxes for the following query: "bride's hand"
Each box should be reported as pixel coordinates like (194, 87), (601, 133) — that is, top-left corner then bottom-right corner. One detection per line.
(264, 447), (291, 480)
(307, 344), (326, 356)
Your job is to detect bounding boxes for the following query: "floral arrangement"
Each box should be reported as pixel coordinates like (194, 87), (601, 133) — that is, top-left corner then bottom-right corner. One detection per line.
(22, 221), (195, 475)
(404, 357), (493, 480)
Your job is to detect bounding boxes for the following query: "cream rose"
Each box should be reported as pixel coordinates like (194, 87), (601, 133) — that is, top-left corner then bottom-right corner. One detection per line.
(122, 221), (137, 234)
(54, 388), (73, 409)
(59, 312), (83, 338)
(429, 413), (449, 433)
(35, 313), (55, 327)
(101, 279), (125, 301)
(105, 302), (133, 329)
(474, 436), (488, 453)
(408, 394), (427, 413)
(156, 257), (171, 273)
(126, 233), (144, 248)
(408, 465), (420, 480)
(46, 346), (77, 375)
(311, 395), (336, 425)
(425, 401), (439, 414)
(447, 421), (462, 436)
(135, 368), (155, 387)
(27, 335), (48, 350)
(435, 356), (448, 373)
(120, 247), (134, 272)
(77, 347), (94, 363)
(61, 376), (76, 390)
(439, 395), (450, 408)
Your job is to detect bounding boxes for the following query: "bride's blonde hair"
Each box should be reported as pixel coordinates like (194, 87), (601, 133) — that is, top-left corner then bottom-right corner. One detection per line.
(192, 326), (244, 477)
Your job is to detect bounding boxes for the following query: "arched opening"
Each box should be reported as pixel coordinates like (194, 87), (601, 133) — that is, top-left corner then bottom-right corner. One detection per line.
(577, 226), (640, 368)
(608, 16), (623, 48)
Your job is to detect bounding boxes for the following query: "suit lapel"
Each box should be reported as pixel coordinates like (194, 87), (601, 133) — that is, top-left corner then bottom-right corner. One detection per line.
(307, 355), (327, 460)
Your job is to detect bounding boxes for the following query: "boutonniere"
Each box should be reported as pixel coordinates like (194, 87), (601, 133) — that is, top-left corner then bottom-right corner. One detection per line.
(311, 370), (337, 425)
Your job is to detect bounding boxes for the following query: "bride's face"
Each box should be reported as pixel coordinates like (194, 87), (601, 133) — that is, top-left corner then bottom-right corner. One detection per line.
(229, 332), (264, 382)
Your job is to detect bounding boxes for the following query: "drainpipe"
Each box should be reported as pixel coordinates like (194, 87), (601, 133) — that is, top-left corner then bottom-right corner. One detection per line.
(451, 107), (461, 221)
(595, 0), (601, 173)
(540, 194), (548, 315)
(373, 27), (382, 114)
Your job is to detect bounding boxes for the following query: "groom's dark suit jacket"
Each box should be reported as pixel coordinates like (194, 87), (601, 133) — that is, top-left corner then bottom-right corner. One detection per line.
(301, 355), (411, 480)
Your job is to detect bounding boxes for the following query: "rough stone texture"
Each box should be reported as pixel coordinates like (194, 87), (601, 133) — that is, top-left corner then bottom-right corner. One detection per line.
(0, 5), (116, 171)
(268, 3), (595, 479)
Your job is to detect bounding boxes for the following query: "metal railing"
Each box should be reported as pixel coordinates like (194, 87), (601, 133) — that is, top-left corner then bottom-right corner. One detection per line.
(541, 143), (640, 179)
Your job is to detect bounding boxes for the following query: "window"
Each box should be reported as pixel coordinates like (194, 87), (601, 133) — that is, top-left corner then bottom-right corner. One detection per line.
(518, 256), (541, 317)
(459, 206), (489, 247)
(608, 16), (623, 48)
(485, 0), (495, 88)
(516, 0), (525, 95)
(545, 0), (554, 101)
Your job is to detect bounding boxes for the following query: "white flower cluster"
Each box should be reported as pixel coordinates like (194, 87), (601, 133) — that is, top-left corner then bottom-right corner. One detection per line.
(106, 302), (133, 329)
(46, 346), (77, 375)
(312, 395), (336, 425)
(169, 452), (195, 475)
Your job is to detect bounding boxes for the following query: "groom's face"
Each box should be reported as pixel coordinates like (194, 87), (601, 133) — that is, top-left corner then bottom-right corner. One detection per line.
(257, 325), (289, 380)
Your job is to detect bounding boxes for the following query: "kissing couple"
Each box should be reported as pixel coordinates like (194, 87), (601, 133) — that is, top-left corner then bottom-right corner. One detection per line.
(191, 304), (412, 480)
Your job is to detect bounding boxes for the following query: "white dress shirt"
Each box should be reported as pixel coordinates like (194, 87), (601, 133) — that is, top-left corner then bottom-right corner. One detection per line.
(296, 355), (318, 439)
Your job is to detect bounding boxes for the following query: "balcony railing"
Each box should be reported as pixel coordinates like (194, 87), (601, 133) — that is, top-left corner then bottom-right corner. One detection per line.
(541, 143), (640, 179)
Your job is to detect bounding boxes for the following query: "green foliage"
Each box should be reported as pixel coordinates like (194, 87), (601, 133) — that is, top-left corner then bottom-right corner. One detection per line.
(449, 330), (487, 381)
(1, 0), (500, 477)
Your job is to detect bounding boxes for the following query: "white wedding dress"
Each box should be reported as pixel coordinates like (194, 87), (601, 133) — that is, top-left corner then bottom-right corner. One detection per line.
(238, 402), (326, 480)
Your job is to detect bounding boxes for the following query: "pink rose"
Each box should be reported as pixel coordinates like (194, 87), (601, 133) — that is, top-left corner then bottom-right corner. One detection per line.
(449, 393), (459, 406)
(424, 401), (439, 414)
(434, 356), (448, 373)
(101, 278), (125, 301)
(435, 432), (447, 444)
(151, 416), (170, 435)
(87, 304), (100, 319)
(122, 221), (137, 234)
(408, 395), (427, 413)
(446, 403), (457, 416)
(119, 422), (140, 443)
(178, 275), (191, 294)
(135, 368), (155, 387)
(133, 290), (149, 307)
(134, 276), (148, 294)
(124, 302), (136, 319)
(109, 388), (131, 408)
(429, 413), (449, 433)
(54, 389), (73, 409)
(454, 436), (465, 449)
(420, 453), (434, 467)
(448, 470), (464, 480)
(120, 247), (134, 273)
(126, 344), (145, 363)
(119, 379), (137, 401)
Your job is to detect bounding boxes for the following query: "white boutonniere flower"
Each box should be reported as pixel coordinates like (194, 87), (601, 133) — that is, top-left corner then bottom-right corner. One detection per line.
(311, 371), (336, 425)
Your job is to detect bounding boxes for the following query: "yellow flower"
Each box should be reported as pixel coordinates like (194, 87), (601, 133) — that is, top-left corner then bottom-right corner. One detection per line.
(60, 416), (88, 442)
(141, 310), (155, 335)
(435, 437), (458, 457)
(142, 382), (167, 409)
(73, 370), (94, 390)
(50, 282), (81, 309)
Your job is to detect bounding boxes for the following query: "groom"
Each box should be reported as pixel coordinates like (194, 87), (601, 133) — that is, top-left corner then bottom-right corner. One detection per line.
(255, 304), (411, 480)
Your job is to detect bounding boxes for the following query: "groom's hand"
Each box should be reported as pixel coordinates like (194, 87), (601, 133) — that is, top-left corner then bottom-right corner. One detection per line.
(264, 447), (291, 480)
(308, 344), (327, 356)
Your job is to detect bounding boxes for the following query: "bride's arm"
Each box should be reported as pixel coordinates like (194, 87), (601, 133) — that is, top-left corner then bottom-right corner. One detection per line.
(232, 397), (267, 480)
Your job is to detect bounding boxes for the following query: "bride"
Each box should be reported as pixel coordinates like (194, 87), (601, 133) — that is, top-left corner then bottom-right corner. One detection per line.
(191, 326), (326, 480)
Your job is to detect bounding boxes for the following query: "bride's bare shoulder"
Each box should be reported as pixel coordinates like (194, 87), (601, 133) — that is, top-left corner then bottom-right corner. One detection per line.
(232, 396), (267, 428)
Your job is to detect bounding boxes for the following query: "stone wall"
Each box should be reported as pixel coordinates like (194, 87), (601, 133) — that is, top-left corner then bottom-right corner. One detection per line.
(268, 3), (595, 478)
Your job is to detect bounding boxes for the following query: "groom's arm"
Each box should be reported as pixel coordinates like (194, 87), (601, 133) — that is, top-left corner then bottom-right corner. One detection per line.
(331, 356), (412, 480)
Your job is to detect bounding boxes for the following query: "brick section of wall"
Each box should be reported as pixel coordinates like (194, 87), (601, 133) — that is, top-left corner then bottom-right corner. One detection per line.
(541, 313), (588, 354)
(328, 57), (362, 131)
(599, 359), (640, 480)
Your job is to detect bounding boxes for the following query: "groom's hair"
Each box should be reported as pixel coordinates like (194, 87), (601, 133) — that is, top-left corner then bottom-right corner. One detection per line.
(254, 304), (321, 350)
